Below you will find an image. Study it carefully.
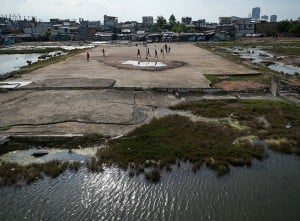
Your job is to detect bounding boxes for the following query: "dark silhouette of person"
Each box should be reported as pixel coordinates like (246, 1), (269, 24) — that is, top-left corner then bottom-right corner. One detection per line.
(147, 48), (151, 57)
(86, 52), (90, 61)
(137, 48), (141, 58)
(102, 49), (105, 57)
(155, 49), (158, 58)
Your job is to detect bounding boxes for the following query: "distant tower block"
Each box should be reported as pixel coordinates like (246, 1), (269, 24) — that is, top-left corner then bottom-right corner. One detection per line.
(252, 7), (261, 20)
(270, 15), (277, 23)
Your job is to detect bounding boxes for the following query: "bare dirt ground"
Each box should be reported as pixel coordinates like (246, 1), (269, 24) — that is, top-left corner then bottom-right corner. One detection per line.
(0, 43), (262, 137)
(215, 80), (268, 91)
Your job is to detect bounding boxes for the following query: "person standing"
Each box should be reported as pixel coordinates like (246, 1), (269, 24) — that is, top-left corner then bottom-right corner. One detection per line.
(86, 52), (90, 61)
(102, 49), (105, 57)
(137, 48), (141, 58)
(154, 49), (158, 58)
(147, 48), (151, 57)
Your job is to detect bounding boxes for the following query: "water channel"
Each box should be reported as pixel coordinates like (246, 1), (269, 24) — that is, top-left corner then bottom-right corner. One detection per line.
(0, 53), (42, 76)
(0, 149), (299, 221)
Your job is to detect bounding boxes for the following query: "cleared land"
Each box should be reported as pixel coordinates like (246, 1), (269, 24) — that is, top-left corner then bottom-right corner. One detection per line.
(0, 43), (258, 136)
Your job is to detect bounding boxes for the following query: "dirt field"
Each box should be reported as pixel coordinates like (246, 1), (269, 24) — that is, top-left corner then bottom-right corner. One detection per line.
(0, 43), (261, 137)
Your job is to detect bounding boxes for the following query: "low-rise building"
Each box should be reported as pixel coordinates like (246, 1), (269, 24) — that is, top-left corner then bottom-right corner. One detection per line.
(255, 22), (278, 36)
(104, 15), (118, 30)
(182, 17), (192, 25)
(142, 16), (153, 31)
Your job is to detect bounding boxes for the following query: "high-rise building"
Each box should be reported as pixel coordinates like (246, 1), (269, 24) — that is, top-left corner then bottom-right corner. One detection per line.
(261, 15), (268, 21)
(270, 15), (277, 22)
(252, 7), (261, 20)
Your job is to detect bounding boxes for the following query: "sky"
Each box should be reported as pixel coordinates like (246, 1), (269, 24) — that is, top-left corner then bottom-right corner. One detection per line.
(1, 0), (299, 23)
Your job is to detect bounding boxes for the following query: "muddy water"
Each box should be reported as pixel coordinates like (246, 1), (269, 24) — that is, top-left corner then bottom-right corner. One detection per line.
(226, 47), (300, 75)
(0, 53), (42, 76)
(0, 149), (299, 221)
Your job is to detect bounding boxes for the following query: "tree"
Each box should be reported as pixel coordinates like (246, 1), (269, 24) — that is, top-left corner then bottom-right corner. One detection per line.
(156, 16), (167, 31)
(169, 14), (176, 30)
(172, 22), (187, 33)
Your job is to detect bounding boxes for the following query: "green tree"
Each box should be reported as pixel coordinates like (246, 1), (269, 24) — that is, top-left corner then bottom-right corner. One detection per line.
(289, 23), (300, 33)
(156, 16), (167, 31)
(172, 22), (187, 33)
(169, 14), (176, 30)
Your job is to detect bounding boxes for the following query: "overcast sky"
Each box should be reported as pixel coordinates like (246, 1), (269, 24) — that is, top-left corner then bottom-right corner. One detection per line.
(1, 0), (299, 23)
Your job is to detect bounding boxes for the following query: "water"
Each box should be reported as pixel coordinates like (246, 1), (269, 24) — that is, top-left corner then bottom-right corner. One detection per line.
(0, 54), (42, 76)
(0, 150), (299, 221)
(122, 60), (167, 67)
(226, 47), (300, 75)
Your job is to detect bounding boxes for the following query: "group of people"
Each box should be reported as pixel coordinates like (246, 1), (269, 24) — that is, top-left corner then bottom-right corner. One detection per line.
(137, 44), (171, 59)
(86, 43), (172, 61)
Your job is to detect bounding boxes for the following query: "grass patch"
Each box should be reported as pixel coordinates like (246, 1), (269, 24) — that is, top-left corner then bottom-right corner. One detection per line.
(0, 133), (104, 155)
(0, 160), (81, 186)
(172, 99), (300, 149)
(93, 99), (299, 180)
(205, 74), (268, 86)
(262, 47), (300, 56)
(95, 114), (266, 178)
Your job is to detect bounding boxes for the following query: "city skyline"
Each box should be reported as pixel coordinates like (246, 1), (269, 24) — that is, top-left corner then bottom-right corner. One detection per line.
(1, 0), (299, 23)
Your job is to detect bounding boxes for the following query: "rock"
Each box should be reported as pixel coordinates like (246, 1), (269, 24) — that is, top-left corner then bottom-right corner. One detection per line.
(31, 151), (49, 157)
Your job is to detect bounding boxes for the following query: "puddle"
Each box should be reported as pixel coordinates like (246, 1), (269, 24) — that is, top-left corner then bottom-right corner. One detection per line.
(0, 53), (42, 76)
(0, 50), (66, 76)
(0, 147), (99, 166)
(122, 60), (167, 67)
(226, 47), (300, 75)
(269, 63), (300, 75)
(0, 81), (32, 89)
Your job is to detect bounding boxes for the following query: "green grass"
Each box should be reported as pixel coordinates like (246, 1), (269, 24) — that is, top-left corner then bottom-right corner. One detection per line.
(95, 114), (264, 176)
(0, 160), (79, 186)
(93, 99), (299, 179)
(205, 74), (269, 86)
(172, 99), (300, 149)
(262, 47), (300, 56)
(0, 133), (104, 155)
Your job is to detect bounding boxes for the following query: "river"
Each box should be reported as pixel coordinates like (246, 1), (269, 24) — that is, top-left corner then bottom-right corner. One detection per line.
(0, 149), (299, 221)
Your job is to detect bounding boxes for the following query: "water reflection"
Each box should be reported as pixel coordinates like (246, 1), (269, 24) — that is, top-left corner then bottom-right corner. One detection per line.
(0, 53), (42, 76)
(0, 150), (299, 220)
(226, 47), (300, 75)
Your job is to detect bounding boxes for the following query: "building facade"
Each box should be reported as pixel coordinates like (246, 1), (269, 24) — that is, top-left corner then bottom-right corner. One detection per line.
(270, 15), (277, 23)
(182, 17), (192, 25)
(104, 15), (118, 29)
(252, 7), (261, 20)
(261, 15), (269, 21)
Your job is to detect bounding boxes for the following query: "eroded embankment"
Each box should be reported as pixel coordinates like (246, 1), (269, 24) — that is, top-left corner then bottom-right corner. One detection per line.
(1, 98), (299, 185)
